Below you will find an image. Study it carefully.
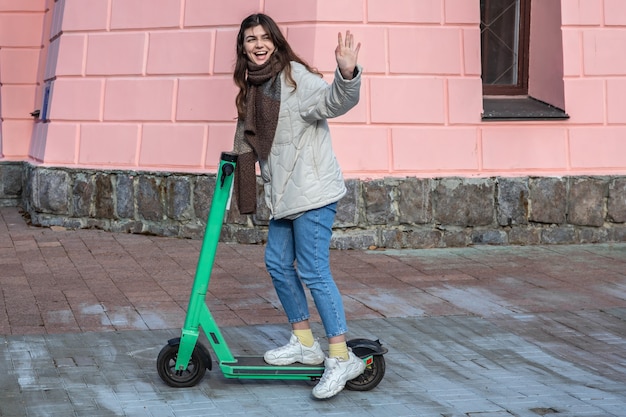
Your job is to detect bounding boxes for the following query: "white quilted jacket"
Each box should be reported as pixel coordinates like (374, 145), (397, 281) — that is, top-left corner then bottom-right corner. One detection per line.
(259, 61), (362, 220)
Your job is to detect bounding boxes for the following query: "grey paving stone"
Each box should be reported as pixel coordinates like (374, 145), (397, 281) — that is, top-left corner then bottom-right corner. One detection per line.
(3, 315), (624, 416)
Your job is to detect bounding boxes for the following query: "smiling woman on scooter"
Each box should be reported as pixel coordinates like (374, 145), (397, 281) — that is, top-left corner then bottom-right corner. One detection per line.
(231, 13), (363, 399)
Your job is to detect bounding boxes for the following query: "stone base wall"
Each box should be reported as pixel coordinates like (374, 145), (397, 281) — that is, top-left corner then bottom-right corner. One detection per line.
(0, 162), (24, 207)
(2, 162), (626, 248)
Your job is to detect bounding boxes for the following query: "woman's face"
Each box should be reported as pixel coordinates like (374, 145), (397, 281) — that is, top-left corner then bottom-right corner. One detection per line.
(243, 25), (276, 65)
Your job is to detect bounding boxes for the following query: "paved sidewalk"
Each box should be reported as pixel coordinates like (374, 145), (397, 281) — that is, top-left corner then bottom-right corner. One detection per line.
(1, 206), (626, 416)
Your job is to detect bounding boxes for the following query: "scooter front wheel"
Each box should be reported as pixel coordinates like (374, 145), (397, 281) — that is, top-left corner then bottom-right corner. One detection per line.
(157, 342), (206, 388)
(346, 355), (386, 391)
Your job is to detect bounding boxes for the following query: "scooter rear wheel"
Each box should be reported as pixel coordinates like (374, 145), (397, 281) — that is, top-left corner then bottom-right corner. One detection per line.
(157, 342), (206, 388)
(346, 355), (386, 391)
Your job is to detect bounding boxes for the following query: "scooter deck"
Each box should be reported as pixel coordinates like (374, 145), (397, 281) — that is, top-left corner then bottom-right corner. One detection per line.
(219, 356), (325, 380)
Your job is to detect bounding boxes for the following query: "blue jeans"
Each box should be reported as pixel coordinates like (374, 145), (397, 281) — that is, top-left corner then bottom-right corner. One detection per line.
(264, 202), (348, 338)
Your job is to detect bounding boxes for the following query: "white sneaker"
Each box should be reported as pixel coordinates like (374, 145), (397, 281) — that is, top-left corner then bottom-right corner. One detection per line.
(263, 334), (325, 366)
(312, 351), (365, 399)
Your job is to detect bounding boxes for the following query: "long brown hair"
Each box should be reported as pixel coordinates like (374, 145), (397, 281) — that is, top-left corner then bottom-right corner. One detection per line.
(234, 13), (321, 119)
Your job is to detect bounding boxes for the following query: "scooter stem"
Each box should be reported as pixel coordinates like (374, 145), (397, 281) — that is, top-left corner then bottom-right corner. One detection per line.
(175, 152), (237, 371)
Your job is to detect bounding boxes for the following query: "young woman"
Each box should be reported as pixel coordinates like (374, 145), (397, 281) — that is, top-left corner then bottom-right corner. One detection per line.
(231, 13), (363, 399)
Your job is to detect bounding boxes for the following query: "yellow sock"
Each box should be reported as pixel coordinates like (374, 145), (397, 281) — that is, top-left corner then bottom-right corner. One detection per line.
(329, 342), (349, 361)
(293, 329), (315, 347)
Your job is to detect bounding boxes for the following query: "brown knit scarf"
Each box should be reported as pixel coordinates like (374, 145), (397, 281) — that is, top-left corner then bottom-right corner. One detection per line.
(234, 58), (282, 214)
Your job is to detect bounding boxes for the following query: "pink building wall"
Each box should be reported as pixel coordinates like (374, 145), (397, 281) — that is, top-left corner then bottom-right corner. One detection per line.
(1, 0), (626, 178)
(0, 0), (47, 159)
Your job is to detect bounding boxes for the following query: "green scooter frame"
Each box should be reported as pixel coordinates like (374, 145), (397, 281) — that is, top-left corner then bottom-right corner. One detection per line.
(156, 152), (387, 391)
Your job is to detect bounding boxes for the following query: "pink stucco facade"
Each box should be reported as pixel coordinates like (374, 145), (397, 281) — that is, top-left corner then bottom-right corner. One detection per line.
(1, 0), (625, 178)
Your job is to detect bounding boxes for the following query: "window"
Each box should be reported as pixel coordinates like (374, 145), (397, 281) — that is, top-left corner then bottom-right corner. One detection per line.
(480, 0), (568, 120)
(480, 0), (530, 95)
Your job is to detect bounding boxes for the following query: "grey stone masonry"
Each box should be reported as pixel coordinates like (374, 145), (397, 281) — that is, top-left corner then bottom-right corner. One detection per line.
(0, 162), (23, 207)
(2, 161), (626, 249)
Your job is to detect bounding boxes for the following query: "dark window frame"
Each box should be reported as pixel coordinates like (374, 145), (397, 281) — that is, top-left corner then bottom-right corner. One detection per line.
(481, 0), (531, 96)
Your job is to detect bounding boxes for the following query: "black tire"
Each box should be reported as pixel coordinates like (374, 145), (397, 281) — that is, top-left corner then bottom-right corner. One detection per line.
(156, 342), (207, 388)
(345, 355), (385, 391)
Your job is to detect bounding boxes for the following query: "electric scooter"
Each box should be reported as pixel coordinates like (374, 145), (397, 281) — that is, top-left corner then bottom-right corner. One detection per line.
(156, 152), (387, 391)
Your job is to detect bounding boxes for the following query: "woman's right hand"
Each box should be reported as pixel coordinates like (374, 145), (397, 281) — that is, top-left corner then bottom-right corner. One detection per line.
(335, 30), (360, 80)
